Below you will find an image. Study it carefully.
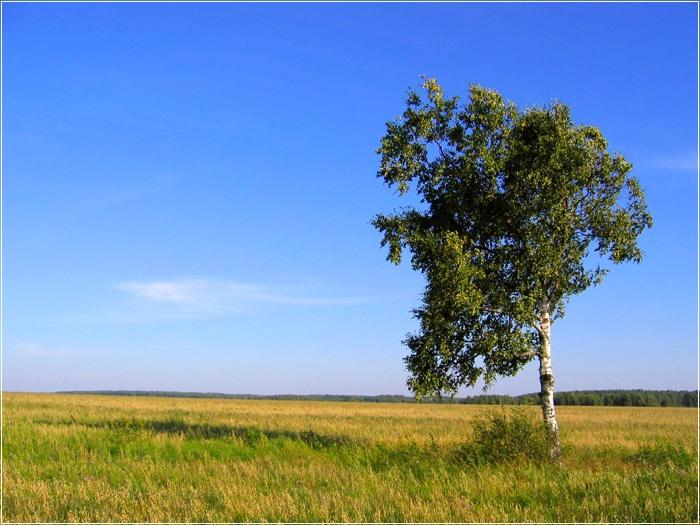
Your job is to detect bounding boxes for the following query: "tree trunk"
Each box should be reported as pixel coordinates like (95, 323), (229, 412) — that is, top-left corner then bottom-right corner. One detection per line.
(538, 304), (561, 458)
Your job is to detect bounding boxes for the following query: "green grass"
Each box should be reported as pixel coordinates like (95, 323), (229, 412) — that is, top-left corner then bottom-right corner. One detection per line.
(3, 393), (697, 522)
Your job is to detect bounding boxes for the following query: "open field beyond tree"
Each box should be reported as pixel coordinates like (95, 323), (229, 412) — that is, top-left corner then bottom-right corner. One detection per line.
(3, 393), (697, 522)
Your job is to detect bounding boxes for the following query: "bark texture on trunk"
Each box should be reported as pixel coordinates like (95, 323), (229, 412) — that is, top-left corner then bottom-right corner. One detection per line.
(538, 305), (561, 458)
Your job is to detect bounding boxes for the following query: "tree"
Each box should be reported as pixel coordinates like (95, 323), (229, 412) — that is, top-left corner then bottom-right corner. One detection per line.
(372, 79), (652, 457)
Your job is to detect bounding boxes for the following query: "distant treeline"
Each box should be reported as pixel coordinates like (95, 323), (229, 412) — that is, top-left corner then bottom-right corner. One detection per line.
(60, 389), (698, 407)
(461, 390), (698, 407)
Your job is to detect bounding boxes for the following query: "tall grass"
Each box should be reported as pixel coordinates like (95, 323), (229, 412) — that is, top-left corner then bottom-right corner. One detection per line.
(3, 393), (697, 522)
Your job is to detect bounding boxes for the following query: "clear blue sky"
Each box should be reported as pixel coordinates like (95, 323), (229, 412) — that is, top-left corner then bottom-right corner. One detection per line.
(4, 2), (697, 396)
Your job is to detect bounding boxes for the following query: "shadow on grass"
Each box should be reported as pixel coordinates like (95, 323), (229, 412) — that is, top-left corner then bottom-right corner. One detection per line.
(38, 417), (356, 449)
(32, 416), (696, 476)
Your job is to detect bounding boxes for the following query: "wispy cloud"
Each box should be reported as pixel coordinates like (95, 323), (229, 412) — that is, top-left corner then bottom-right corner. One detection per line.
(640, 151), (698, 173)
(114, 277), (369, 318)
(8, 342), (89, 358)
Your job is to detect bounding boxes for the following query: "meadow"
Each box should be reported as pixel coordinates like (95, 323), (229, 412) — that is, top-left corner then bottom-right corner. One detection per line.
(2, 392), (697, 522)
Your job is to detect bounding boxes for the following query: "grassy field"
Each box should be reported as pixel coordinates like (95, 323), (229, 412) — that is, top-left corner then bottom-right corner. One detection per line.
(2, 392), (697, 522)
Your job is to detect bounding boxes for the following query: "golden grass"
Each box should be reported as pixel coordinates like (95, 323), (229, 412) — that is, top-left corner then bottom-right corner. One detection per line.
(3, 392), (697, 522)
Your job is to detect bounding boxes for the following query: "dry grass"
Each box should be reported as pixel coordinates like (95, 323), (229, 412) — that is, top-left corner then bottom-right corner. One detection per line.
(3, 392), (697, 522)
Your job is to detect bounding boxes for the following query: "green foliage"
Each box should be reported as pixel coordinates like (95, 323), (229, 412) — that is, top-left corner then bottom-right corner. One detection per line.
(456, 410), (554, 465)
(373, 79), (652, 397)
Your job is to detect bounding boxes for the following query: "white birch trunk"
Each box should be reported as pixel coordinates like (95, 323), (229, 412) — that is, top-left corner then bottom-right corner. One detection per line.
(538, 303), (561, 457)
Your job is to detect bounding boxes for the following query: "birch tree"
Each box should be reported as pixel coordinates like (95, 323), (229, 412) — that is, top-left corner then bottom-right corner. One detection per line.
(373, 79), (652, 457)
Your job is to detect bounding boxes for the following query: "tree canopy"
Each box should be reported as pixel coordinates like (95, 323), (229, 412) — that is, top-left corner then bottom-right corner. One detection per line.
(373, 79), (652, 400)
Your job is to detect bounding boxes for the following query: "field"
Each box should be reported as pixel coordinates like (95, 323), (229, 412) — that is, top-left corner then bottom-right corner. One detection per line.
(2, 393), (697, 522)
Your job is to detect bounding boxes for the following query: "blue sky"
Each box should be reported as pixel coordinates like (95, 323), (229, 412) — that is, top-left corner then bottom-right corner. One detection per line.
(3, 2), (697, 395)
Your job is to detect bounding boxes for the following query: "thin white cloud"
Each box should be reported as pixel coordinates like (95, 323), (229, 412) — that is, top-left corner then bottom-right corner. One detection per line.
(9, 342), (88, 358)
(117, 279), (209, 303)
(640, 151), (698, 173)
(114, 277), (369, 317)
